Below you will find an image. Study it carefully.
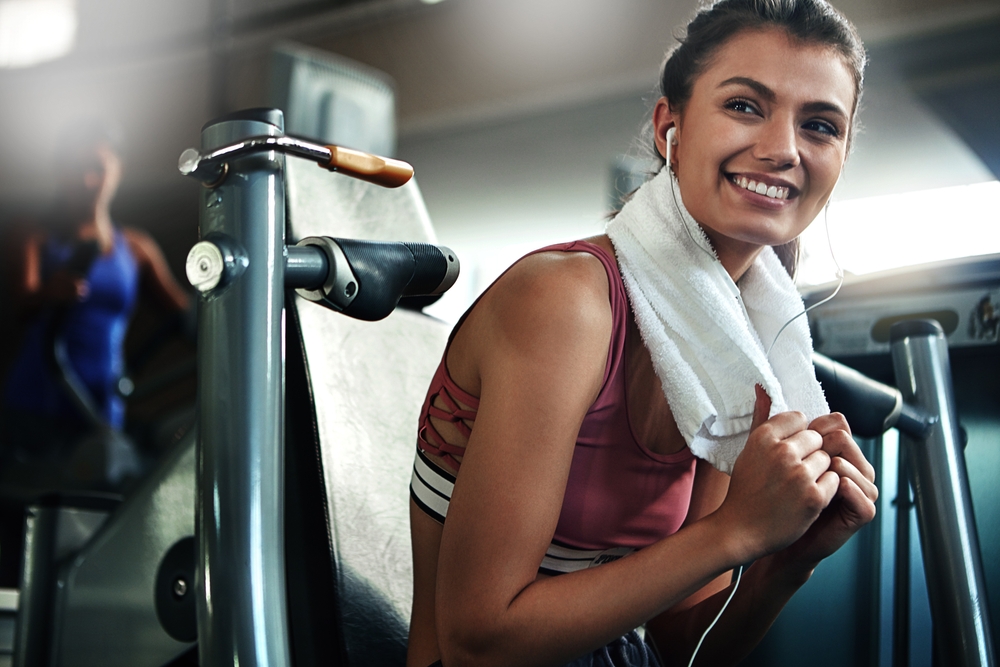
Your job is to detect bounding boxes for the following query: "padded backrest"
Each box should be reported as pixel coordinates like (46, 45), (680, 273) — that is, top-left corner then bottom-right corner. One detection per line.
(285, 158), (450, 666)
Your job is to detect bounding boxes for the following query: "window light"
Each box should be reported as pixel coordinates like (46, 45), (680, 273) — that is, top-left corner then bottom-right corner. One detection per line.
(0, 0), (77, 68)
(798, 180), (1000, 286)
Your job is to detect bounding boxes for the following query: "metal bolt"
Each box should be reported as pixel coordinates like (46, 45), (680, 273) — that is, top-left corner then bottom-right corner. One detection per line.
(186, 241), (225, 293)
(173, 577), (188, 599)
(178, 148), (201, 176)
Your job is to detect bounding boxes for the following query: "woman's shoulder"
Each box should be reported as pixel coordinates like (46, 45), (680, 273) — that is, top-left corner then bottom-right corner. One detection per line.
(445, 237), (617, 418)
(454, 238), (616, 373)
(121, 226), (163, 268)
(121, 226), (152, 251)
(496, 237), (615, 317)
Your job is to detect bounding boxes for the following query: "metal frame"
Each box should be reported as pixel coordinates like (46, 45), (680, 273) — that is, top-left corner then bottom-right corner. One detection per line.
(184, 108), (452, 667)
(890, 321), (996, 667)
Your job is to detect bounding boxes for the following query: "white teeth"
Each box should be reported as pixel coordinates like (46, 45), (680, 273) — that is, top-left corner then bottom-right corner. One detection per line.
(732, 175), (788, 200)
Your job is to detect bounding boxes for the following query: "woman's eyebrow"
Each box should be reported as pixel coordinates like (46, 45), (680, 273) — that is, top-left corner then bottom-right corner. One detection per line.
(801, 101), (849, 121)
(719, 76), (849, 120)
(718, 76), (775, 102)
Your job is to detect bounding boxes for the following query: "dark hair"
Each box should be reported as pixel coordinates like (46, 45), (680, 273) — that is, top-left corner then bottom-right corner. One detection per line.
(652, 0), (866, 278)
(662, 0), (865, 123)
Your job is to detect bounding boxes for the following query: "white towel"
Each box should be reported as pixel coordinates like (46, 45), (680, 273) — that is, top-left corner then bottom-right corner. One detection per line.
(605, 168), (828, 474)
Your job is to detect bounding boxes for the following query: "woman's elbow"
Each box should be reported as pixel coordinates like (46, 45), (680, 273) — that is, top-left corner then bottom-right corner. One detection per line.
(436, 608), (511, 667)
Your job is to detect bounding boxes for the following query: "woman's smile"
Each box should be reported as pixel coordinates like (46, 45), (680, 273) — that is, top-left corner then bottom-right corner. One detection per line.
(727, 173), (793, 201)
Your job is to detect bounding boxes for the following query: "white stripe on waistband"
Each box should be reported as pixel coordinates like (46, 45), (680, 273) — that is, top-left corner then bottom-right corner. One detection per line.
(539, 545), (635, 574)
(411, 449), (636, 574)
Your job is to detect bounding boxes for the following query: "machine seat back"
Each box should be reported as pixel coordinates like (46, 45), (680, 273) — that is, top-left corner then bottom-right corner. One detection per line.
(285, 158), (450, 666)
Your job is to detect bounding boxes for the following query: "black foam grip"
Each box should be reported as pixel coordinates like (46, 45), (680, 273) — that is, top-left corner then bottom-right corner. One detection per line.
(813, 352), (901, 438)
(335, 239), (414, 321)
(333, 239), (451, 321)
(402, 242), (448, 296)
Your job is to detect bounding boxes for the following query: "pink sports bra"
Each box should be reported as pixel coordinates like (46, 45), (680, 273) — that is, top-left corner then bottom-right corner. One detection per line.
(410, 241), (697, 574)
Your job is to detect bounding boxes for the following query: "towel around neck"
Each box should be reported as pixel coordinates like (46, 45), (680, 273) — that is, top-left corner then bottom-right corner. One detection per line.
(605, 168), (828, 474)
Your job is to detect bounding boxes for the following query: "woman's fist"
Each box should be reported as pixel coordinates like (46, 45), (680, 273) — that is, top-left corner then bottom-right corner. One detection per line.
(718, 386), (840, 561)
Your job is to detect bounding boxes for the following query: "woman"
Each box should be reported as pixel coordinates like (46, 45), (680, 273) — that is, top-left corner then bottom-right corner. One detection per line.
(408, 2), (878, 665)
(2, 119), (190, 475)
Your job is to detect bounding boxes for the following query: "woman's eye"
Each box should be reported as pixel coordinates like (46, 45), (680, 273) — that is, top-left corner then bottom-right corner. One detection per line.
(803, 119), (840, 137)
(725, 98), (759, 115)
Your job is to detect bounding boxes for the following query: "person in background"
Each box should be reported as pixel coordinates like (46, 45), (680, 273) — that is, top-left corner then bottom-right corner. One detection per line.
(0, 118), (190, 486)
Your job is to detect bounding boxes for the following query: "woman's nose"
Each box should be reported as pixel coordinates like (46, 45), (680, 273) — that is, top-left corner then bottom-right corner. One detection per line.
(753, 116), (800, 169)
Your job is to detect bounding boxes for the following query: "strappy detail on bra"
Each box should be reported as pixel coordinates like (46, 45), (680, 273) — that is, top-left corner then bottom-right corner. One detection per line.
(417, 363), (480, 471)
(415, 240), (616, 472)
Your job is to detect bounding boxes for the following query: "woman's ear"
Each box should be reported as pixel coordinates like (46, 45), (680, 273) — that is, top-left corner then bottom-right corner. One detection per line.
(652, 98), (678, 162)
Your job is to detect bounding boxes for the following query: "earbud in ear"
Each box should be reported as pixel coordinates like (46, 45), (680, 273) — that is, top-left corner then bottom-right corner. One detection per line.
(665, 127), (677, 167)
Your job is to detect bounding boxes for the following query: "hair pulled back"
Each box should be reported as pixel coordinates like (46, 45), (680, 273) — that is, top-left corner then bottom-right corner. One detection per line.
(662, 0), (866, 121)
(653, 0), (865, 277)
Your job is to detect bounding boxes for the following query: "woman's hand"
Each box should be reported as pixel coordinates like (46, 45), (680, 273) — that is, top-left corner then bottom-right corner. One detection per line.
(777, 412), (878, 570)
(715, 385), (840, 562)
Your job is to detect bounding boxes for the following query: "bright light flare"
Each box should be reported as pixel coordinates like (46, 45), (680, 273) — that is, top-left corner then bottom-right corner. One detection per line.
(799, 180), (1000, 286)
(0, 0), (77, 68)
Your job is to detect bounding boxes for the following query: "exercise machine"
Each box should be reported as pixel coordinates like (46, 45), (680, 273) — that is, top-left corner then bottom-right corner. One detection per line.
(12, 107), (458, 666)
(6, 108), (995, 667)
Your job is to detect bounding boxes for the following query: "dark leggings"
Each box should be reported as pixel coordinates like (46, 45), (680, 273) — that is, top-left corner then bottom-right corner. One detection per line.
(426, 629), (661, 667)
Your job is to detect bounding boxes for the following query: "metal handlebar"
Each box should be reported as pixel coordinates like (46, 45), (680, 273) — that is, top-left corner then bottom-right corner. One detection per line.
(178, 134), (414, 189)
(813, 352), (934, 439)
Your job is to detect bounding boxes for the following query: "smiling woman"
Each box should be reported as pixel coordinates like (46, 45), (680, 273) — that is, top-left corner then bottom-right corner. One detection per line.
(406, 2), (878, 667)
(654, 28), (855, 281)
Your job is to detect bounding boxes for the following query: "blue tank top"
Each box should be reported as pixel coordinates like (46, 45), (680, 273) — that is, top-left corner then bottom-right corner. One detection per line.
(4, 228), (139, 428)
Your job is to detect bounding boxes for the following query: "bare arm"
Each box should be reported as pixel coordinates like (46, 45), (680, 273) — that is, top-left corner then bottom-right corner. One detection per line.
(123, 227), (190, 312)
(434, 258), (843, 667)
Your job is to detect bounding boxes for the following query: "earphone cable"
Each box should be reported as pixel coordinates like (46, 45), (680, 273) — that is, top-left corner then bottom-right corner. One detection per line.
(765, 200), (844, 360)
(686, 563), (745, 667)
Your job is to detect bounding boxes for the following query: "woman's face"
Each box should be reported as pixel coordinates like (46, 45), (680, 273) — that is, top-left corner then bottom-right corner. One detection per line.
(655, 28), (855, 275)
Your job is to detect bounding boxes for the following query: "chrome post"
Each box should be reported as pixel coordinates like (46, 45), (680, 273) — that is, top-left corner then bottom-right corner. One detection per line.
(189, 108), (290, 667)
(890, 319), (995, 667)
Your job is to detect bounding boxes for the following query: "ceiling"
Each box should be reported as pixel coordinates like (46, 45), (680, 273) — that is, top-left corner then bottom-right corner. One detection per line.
(0, 0), (998, 208)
